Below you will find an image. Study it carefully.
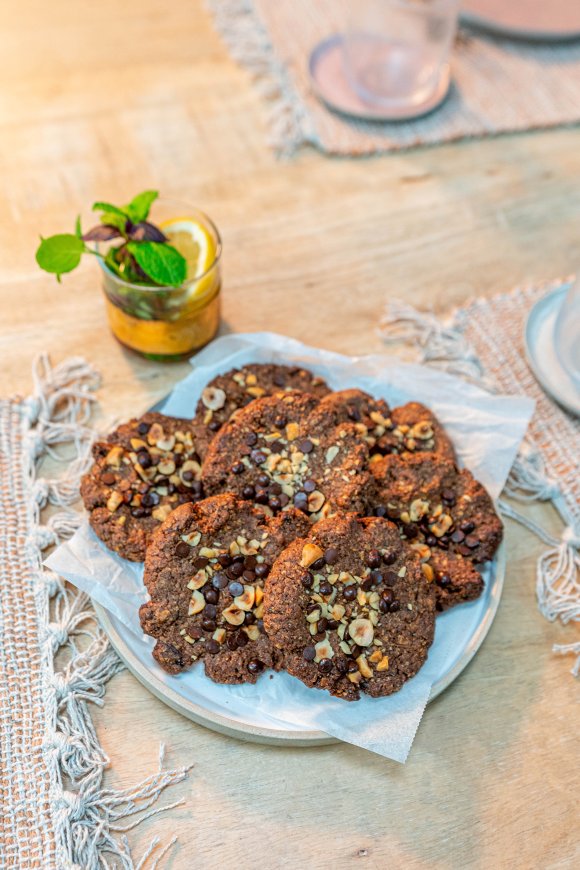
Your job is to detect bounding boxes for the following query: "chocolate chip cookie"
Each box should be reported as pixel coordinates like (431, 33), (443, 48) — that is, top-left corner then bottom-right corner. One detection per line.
(140, 493), (310, 681)
(309, 389), (392, 453)
(264, 514), (436, 701)
(80, 412), (203, 562)
(370, 453), (503, 566)
(374, 402), (456, 461)
(192, 363), (330, 458)
(202, 391), (372, 521)
(428, 550), (484, 612)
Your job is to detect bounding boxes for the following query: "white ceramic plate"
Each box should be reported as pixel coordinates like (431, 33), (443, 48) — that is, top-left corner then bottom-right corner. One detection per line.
(524, 283), (580, 417)
(461, 0), (580, 42)
(95, 543), (505, 747)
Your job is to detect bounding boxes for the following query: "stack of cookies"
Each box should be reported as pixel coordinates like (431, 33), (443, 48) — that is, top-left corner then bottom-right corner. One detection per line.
(81, 362), (502, 701)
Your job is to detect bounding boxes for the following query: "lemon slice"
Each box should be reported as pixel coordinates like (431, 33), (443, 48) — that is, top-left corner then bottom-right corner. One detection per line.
(160, 217), (217, 299)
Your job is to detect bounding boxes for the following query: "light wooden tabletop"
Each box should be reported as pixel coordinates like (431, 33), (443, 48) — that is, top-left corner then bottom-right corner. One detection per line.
(1, 1), (579, 867)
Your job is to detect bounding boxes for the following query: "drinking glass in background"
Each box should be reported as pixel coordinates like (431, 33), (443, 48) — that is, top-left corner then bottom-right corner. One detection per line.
(554, 279), (580, 394)
(343, 0), (460, 111)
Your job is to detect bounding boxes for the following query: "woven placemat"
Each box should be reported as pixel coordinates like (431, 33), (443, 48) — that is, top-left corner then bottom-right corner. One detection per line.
(208, 0), (580, 154)
(0, 358), (189, 869)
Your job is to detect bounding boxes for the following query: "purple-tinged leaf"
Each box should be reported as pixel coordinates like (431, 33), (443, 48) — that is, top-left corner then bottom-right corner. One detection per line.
(127, 221), (167, 243)
(82, 224), (123, 242)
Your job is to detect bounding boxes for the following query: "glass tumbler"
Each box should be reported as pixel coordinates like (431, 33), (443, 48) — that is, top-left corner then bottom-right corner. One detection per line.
(343, 0), (460, 111)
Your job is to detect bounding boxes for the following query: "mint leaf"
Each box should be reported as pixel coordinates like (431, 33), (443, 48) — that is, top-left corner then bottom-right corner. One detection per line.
(126, 190), (158, 223)
(101, 211), (128, 233)
(127, 241), (187, 287)
(36, 234), (84, 279)
(75, 215), (82, 239)
(92, 201), (128, 218)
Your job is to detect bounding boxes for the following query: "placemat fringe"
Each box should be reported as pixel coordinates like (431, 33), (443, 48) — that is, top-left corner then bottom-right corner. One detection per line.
(11, 354), (191, 868)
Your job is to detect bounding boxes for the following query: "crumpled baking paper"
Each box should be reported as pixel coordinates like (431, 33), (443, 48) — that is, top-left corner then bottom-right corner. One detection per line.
(46, 332), (534, 761)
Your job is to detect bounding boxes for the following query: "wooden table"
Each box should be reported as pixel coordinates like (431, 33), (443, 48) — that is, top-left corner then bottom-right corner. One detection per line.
(1, 1), (579, 866)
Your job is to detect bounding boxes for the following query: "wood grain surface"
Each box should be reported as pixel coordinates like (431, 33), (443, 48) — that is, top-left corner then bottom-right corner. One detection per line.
(0, 1), (579, 867)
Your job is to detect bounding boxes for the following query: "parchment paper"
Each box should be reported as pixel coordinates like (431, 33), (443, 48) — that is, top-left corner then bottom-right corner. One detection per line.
(46, 333), (534, 761)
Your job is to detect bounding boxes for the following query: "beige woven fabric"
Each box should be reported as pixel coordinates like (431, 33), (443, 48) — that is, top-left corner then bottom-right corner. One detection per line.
(208, 0), (580, 154)
(0, 358), (191, 869)
(455, 282), (580, 524)
(0, 398), (58, 866)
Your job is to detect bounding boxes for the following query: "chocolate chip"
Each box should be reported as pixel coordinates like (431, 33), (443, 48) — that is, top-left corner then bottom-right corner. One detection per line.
(208, 420), (221, 432)
(206, 640), (220, 654)
(270, 440), (284, 454)
(102, 472), (116, 486)
(244, 611), (256, 624)
(204, 588), (219, 605)
(311, 557), (325, 571)
(317, 617), (328, 632)
(335, 656), (349, 673)
(303, 479), (316, 493)
(257, 473), (270, 487)
(242, 485), (255, 500)
(141, 491), (160, 507)
(203, 604), (217, 619)
(247, 659), (264, 674)
(301, 572), (314, 588)
(243, 569), (256, 582)
(319, 581), (333, 596)
(226, 633), (238, 648)
(278, 493), (290, 507)
(379, 598), (390, 614)
(269, 496), (281, 512)
(137, 452), (152, 469)
(228, 562), (244, 578)
(360, 576), (372, 591)
(465, 535), (479, 549)
(366, 549), (382, 569)
(451, 530), (465, 543)
(255, 489), (269, 505)
(460, 521), (475, 534)
(231, 461), (245, 475)
(255, 563), (270, 578)
(131, 507), (148, 518)
(384, 570), (398, 587)
(294, 492), (308, 511)
(324, 547), (338, 565)
(299, 438), (313, 454)
(251, 450), (267, 465)
(318, 658), (333, 674)
(175, 542), (191, 558)
(381, 588), (394, 604)
(246, 432), (258, 446)
(189, 625), (203, 640)
(327, 619), (339, 630)
(273, 414), (287, 428)
(343, 585), (357, 601)
(237, 631), (249, 647)
(442, 489), (456, 505)
(374, 505), (387, 518)
(458, 545), (472, 556)
(228, 581), (244, 597)
(195, 556), (208, 569)
(347, 660), (359, 673)
(245, 555), (258, 569)
(218, 553), (232, 568)
(181, 470), (194, 482)
(426, 535), (437, 547)
(303, 646), (316, 661)
(369, 570), (383, 585)
(438, 574), (452, 588)
(137, 421), (150, 435)
(382, 549), (397, 565)
(269, 482), (282, 495)
(202, 618), (216, 632)
(212, 572), (228, 589)
(389, 599), (401, 613)
(233, 554), (245, 564)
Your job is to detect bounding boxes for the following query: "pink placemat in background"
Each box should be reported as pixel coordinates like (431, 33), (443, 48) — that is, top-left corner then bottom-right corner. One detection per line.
(208, 0), (580, 154)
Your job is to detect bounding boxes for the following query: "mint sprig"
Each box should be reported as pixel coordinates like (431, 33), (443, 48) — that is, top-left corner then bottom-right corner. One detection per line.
(36, 190), (188, 287)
